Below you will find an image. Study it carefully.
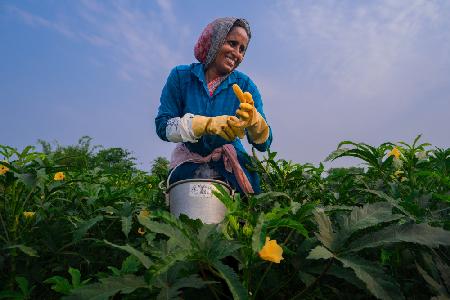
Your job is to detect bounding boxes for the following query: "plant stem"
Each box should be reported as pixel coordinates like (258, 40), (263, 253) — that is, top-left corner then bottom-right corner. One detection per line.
(289, 259), (333, 300)
(200, 264), (220, 300)
(252, 262), (272, 299)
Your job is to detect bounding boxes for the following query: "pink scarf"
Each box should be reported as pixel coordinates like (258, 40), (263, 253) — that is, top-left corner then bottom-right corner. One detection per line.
(170, 143), (254, 194)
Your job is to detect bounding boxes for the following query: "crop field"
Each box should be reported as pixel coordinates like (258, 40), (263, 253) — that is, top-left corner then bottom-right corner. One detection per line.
(0, 135), (449, 299)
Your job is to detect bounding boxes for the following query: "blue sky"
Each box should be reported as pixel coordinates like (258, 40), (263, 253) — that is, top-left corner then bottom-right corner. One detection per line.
(1, 0), (449, 170)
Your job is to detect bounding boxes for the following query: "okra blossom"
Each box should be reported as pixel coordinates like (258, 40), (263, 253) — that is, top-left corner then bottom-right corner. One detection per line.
(258, 237), (284, 263)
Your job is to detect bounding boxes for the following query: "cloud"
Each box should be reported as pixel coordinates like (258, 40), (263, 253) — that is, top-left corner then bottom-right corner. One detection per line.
(271, 0), (450, 105)
(6, 1), (192, 82)
(6, 5), (76, 39)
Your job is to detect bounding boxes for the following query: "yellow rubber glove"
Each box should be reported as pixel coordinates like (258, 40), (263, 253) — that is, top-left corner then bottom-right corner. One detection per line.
(192, 115), (244, 141)
(228, 84), (270, 144)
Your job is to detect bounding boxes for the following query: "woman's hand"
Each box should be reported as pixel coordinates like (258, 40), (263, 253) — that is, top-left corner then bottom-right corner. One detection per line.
(229, 84), (270, 144)
(192, 115), (244, 141)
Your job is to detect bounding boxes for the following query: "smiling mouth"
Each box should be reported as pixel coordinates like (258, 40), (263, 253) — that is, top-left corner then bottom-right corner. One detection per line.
(225, 56), (236, 67)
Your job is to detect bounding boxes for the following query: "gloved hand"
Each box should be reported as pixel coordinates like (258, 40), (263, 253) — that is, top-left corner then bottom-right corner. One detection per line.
(192, 115), (245, 141)
(228, 84), (270, 144)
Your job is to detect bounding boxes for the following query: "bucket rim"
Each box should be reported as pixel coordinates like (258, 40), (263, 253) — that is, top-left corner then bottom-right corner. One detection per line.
(167, 178), (232, 193)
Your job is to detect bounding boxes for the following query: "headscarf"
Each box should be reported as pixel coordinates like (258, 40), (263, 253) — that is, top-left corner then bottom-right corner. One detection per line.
(194, 17), (251, 69)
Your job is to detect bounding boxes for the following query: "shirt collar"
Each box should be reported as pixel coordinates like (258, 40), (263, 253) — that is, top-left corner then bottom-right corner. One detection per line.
(191, 63), (238, 94)
(191, 63), (206, 83)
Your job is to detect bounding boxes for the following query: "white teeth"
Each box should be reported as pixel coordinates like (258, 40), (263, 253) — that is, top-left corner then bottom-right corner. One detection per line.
(225, 57), (235, 65)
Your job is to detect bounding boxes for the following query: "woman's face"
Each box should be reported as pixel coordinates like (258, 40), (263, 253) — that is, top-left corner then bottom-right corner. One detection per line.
(212, 26), (249, 75)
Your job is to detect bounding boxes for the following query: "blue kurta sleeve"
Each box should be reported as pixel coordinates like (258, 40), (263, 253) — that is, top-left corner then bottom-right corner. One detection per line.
(246, 79), (273, 152)
(155, 67), (183, 142)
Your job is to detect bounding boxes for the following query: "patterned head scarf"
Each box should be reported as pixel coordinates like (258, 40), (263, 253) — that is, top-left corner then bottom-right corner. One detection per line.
(194, 17), (251, 69)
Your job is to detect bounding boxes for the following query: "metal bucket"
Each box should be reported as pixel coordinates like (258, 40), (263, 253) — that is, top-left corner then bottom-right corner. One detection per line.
(166, 178), (232, 224)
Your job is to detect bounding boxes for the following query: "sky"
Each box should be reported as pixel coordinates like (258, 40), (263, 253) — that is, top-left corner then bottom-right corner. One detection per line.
(1, 0), (449, 171)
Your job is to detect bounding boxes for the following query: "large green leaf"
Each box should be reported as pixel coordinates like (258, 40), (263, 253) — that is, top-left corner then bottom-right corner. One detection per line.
(341, 202), (402, 233)
(196, 224), (242, 260)
(334, 202), (403, 249)
(416, 263), (447, 297)
(307, 245), (334, 260)
(266, 218), (309, 238)
(103, 240), (152, 269)
(138, 216), (192, 251)
(156, 274), (210, 300)
(307, 263), (366, 291)
(121, 216), (132, 238)
(337, 254), (404, 300)
(150, 241), (190, 278)
(212, 261), (248, 300)
(44, 276), (72, 295)
(5, 244), (38, 257)
(63, 274), (147, 300)
(348, 223), (450, 252)
(251, 214), (266, 253)
(72, 215), (103, 242)
(365, 189), (416, 221)
(313, 210), (335, 250)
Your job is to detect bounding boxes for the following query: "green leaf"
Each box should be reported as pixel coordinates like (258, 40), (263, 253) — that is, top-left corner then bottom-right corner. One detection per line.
(73, 216), (103, 242)
(365, 189), (416, 221)
(44, 276), (72, 295)
(348, 223), (450, 252)
(313, 210), (335, 250)
(121, 216), (132, 238)
(334, 202), (403, 250)
(121, 255), (141, 274)
(416, 263), (445, 296)
(212, 261), (248, 300)
(0, 290), (23, 299)
(253, 191), (292, 203)
(307, 264), (366, 291)
(251, 214), (266, 253)
(337, 254), (404, 300)
(103, 240), (152, 269)
(266, 218), (309, 238)
(63, 274), (147, 300)
(156, 274), (210, 300)
(68, 267), (81, 289)
(6, 245), (39, 257)
(342, 202), (402, 233)
(15, 276), (32, 296)
(150, 248), (189, 278)
(213, 183), (237, 211)
(196, 224), (242, 260)
(307, 245), (334, 260)
(138, 216), (191, 251)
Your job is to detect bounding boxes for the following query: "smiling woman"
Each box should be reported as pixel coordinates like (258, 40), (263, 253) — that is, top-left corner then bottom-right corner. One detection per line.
(154, 17), (272, 195)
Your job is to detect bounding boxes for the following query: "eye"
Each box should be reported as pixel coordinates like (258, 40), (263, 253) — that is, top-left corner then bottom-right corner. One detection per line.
(228, 40), (238, 47)
(239, 45), (246, 53)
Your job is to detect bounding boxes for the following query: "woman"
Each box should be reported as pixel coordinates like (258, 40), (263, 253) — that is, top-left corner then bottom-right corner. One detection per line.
(155, 17), (272, 194)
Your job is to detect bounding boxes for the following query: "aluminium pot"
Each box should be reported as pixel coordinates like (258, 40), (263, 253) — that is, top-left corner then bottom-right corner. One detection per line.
(166, 178), (232, 224)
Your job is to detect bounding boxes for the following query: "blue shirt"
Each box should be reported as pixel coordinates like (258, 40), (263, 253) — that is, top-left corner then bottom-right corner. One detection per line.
(155, 63), (272, 193)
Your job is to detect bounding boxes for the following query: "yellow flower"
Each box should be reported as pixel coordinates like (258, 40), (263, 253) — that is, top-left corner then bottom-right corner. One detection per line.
(54, 172), (65, 181)
(388, 147), (401, 159)
(0, 164), (9, 175)
(258, 237), (284, 263)
(23, 211), (35, 218)
(139, 209), (150, 218)
(137, 227), (145, 235)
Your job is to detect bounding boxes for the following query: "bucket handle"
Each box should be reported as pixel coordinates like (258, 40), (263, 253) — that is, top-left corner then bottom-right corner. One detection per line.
(159, 159), (236, 199)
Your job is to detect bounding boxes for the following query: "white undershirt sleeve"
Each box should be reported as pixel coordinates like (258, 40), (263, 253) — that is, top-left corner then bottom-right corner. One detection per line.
(165, 113), (198, 143)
